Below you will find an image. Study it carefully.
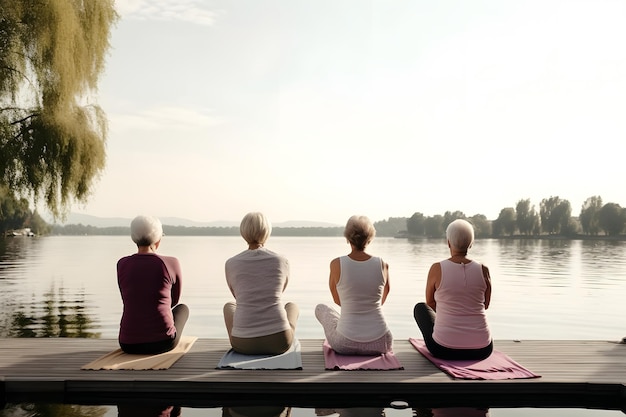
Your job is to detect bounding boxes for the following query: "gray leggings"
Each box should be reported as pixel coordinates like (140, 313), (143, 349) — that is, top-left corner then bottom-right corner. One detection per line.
(315, 304), (393, 355)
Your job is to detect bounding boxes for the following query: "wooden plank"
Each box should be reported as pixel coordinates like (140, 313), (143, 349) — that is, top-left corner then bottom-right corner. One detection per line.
(0, 338), (624, 409)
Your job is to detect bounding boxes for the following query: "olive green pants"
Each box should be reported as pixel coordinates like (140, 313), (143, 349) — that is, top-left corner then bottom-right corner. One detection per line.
(223, 301), (299, 355)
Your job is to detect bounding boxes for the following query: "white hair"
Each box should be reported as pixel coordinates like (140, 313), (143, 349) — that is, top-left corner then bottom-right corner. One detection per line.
(446, 219), (474, 251)
(130, 215), (163, 247)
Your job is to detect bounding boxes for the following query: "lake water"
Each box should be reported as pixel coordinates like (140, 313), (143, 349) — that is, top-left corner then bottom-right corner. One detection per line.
(1, 235), (625, 340)
(1, 235), (625, 417)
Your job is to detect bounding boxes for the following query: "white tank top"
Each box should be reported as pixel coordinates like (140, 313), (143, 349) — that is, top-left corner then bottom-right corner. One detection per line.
(336, 256), (390, 342)
(433, 259), (491, 349)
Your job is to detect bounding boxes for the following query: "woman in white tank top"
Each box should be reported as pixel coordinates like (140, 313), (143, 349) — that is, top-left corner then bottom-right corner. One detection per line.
(414, 219), (493, 360)
(315, 215), (393, 355)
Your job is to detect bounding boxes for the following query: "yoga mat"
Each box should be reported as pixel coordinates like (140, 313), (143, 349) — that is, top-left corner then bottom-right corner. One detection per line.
(216, 339), (302, 369)
(81, 336), (197, 370)
(409, 338), (540, 380)
(322, 340), (403, 370)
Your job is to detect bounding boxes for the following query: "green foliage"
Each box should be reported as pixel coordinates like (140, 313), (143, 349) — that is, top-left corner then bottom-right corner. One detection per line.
(599, 203), (626, 236)
(43, 193), (626, 239)
(0, 0), (118, 219)
(579, 196), (603, 235)
(424, 215), (444, 238)
(269, 227), (343, 237)
(0, 184), (30, 232)
(50, 224), (345, 237)
(540, 196), (571, 235)
(442, 210), (466, 232)
(468, 214), (491, 238)
(493, 207), (516, 237)
(374, 217), (408, 237)
(516, 198), (539, 236)
(407, 212), (425, 236)
(25, 209), (50, 235)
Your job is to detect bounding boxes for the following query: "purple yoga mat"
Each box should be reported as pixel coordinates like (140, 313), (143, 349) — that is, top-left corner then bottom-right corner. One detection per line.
(322, 340), (403, 370)
(409, 338), (540, 380)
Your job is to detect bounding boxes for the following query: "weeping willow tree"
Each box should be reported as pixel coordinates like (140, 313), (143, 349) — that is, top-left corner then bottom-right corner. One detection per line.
(0, 0), (118, 219)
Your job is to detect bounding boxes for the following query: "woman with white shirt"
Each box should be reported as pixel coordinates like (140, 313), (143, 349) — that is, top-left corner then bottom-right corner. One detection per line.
(223, 212), (299, 355)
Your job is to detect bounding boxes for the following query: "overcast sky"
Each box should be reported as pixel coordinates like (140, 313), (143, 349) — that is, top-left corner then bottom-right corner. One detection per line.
(66, 0), (626, 225)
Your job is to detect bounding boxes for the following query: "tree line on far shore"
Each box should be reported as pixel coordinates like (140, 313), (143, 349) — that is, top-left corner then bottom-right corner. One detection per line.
(374, 195), (625, 238)
(1, 194), (625, 239)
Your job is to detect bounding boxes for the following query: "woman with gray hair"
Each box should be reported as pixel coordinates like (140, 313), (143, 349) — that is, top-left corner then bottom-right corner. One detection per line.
(315, 215), (393, 355)
(414, 218), (493, 360)
(117, 215), (189, 354)
(223, 212), (299, 355)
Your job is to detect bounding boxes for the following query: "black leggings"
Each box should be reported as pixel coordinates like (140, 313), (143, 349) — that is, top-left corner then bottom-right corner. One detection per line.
(413, 302), (493, 360)
(120, 304), (190, 354)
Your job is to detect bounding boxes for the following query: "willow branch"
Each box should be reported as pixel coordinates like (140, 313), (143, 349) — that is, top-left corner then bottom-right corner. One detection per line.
(9, 112), (39, 126)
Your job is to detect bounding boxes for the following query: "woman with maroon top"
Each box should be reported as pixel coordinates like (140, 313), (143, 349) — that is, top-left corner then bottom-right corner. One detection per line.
(117, 215), (189, 354)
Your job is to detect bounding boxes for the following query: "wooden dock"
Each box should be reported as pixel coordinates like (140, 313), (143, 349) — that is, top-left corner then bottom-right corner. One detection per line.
(0, 338), (625, 410)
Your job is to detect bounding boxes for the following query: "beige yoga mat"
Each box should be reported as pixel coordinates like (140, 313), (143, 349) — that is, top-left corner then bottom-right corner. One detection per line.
(81, 336), (198, 370)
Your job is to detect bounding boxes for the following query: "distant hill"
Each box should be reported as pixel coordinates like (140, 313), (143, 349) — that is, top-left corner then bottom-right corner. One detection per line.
(51, 213), (340, 228)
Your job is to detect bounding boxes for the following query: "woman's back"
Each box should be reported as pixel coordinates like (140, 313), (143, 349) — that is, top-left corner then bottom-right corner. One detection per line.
(225, 248), (291, 338)
(336, 256), (389, 342)
(117, 253), (179, 344)
(433, 259), (490, 349)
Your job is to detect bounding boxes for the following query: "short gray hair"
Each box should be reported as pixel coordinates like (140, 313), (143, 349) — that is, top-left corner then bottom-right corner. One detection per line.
(130, 215), (163, 247)
(446, 219), (474, 251)
(240, 212), (272, 245)
(344, 215), (376, 251)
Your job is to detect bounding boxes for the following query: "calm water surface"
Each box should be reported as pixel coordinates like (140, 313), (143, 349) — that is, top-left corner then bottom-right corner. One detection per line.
(1, 235), (624, 340)
(1, 236), (625, 417)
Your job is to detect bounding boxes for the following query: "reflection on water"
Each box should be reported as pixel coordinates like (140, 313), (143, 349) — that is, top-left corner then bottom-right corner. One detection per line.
(0, 236), (625, 340)
(415, 408), (489, 417)
(316, 408), (383, 417)
(2, 288), (100, 338)
(118, 404), (182, 417)
(226, 406), (291, 417)
(0, 284), (100, 338)
(2, 404), (625, 417)
(0, 237), (101, 338)
(0, 403), (107, 417)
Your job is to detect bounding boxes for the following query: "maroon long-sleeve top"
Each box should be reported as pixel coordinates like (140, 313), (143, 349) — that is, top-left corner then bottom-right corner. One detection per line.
(117, 253), (182, 344)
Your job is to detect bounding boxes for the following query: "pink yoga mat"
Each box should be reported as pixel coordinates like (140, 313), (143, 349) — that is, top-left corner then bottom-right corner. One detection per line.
(322, 340), (403, 370)
(409, 338), (540, 380)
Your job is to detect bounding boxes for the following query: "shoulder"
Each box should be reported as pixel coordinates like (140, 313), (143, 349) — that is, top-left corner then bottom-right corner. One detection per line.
(430, 260), (442, 269)
(428, 262), (442, 275)
(374, 256), (388, 270)
(157, 254), (181, 268)
(261, 248), (289, 265)
(117, 254), (140, 268)
(117, 254), (132, 265)
(157, 253), (179, 263)
(226, 250), (249, 263)
(262, 247), (283, 256)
